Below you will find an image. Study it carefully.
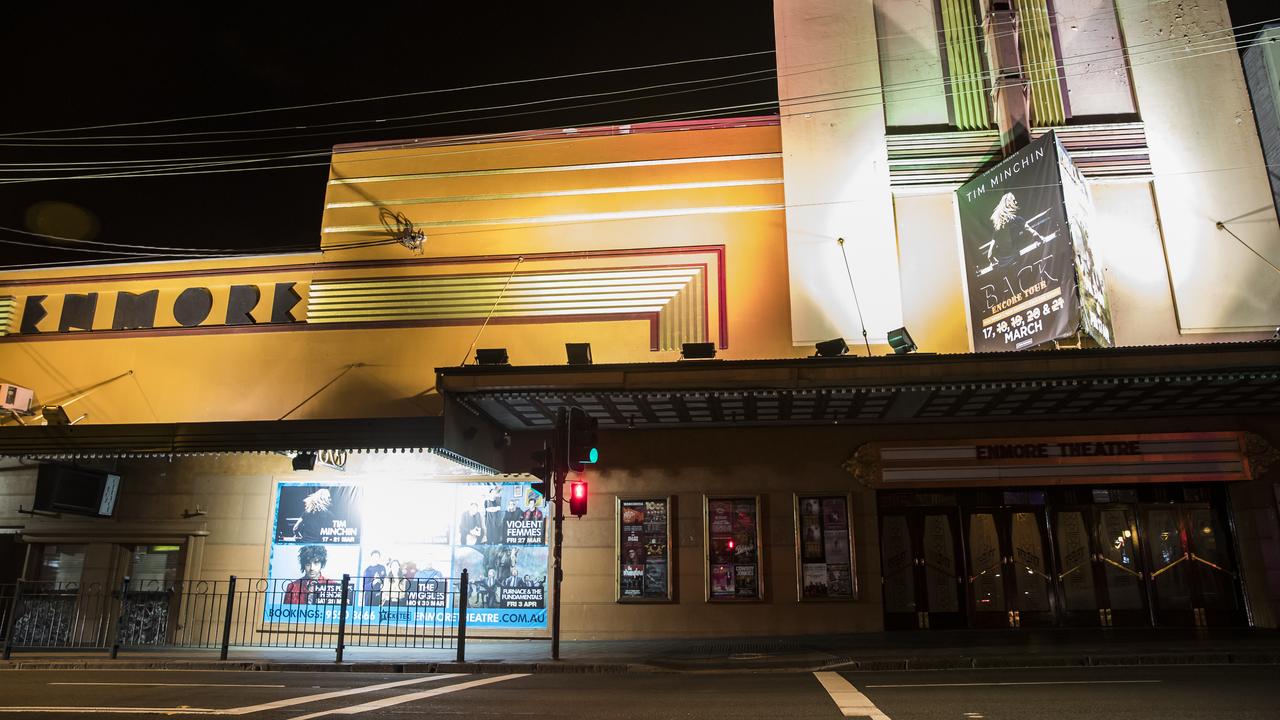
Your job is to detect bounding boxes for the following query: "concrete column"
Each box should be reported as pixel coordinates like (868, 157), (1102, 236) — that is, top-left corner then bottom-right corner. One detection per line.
(774, 0), (904, 348)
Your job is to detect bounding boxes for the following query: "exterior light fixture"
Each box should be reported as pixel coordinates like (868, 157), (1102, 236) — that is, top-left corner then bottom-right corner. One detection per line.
(814, 337), (849, 357)
(475, 348), (510, 366)
(292, 452), (317, 471)
(680, 342), (716, 360)
(887, 327), (917, 355)
(565, 343), (593, 365)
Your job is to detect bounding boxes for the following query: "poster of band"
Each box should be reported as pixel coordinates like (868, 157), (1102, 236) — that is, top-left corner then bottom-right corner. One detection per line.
(617, 497), (673, 602)
(267, 479), (549, 630)
(706, 497), (762, 601)
(797, 495), (855, 600)
(956, 131), (1113, 352)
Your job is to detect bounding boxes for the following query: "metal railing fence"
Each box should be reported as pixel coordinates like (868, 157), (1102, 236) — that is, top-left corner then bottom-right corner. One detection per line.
(1, 569), (469, 662)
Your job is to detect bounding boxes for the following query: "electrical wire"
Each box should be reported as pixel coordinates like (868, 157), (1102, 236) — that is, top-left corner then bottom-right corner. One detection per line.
(2, 25), (1269, 189)
(0, 0), (1180, 148)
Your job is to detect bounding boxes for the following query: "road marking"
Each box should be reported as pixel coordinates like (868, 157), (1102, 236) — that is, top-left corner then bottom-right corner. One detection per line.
(222, 673), (464, 715)
(814, 671), (892, 720)
(49, 682), (286, 688)
(0, 708), (218, 715)
(0, 673), (464, 715)
(865, 680), (1162, 688)
(290, 673), (528, 720)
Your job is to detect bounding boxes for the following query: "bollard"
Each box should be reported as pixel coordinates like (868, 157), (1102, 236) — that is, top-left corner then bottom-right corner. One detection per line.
(335, 573), (350, 664)
(110, 576), (130, 660)
(219, 575), (237, 661)
(2, 580), (24, 661)
(456, 569), (469, 663)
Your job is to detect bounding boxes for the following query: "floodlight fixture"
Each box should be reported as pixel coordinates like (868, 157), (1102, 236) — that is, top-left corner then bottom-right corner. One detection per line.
(565, 343), (593, 365)
(814, 337), (850, 357)
(292, 452), (318, 472)
(887, 327), (918, 355)
(680, 342), (717, 360)
(475, 348), (510, 366)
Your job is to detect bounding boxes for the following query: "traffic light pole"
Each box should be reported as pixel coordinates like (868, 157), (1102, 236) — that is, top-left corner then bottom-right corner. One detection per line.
(550, 407), (567, 661)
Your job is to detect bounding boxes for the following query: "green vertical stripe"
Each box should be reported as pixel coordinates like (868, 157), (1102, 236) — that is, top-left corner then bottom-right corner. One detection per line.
(939, 0), (991, 131)
(1018, 0), (1066, 126)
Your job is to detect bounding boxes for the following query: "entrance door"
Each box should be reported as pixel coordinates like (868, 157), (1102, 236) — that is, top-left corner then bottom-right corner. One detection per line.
(964, 508), (1056, 628)
(1051, 506), (1148, 626)
(1141, 503), (1241, 626)
(880, 508), (966, 629)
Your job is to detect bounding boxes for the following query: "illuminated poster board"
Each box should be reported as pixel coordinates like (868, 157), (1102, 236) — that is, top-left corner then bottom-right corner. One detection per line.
(704, 496), (763, 601)
(794, 494), (856, 600)
(267, 479), (549, 630)
(616, 497), (674, 602)
(956, 131), (1113, 352)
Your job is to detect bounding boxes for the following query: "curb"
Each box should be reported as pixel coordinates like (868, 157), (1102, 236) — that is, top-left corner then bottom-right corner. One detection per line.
(3, 651), (1279, 674)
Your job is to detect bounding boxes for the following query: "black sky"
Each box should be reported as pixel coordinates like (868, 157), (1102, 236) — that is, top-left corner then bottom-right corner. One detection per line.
(0, 4), (778, 268)
(0, 2), (1271, 269)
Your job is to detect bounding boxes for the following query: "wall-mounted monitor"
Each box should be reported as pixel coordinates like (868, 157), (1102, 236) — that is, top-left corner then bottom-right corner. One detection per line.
(34, 464), (121, 518)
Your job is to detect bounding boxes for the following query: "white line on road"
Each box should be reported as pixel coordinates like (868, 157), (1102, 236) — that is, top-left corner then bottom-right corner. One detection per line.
(0, 673), (465, 715)
(814, 671), (892, 720)
(221, 673), (465, 715)
(864, 680), (1163, 689)
(290, 673), (528, 720)
(49, 682), (286, 688)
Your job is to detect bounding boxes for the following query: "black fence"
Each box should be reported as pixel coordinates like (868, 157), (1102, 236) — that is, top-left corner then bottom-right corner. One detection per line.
(1, 569), (469, 662)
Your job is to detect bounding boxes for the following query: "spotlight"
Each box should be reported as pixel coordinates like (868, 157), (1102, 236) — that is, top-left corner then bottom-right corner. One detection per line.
(475, 348), (510, 366)
(41, 405), (71, 426)
(887, 327), (917, 355)
(680, 342), (717, 360)
(814, 337), (849, 357)
(565, 343), (593, 365)
(292, 452), (317, 471)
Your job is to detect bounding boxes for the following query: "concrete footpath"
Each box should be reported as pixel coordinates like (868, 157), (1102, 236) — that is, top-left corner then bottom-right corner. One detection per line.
(3, 628), (1279, 674)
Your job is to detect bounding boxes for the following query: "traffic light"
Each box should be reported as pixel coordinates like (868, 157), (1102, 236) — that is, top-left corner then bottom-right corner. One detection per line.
(565, 407), (599, 473)
(529, 442), (552, 500)
(568, 477), (588, 517)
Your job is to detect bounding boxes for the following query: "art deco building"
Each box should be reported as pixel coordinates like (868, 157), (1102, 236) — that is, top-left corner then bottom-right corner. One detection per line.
(0, 1), (1277, 643)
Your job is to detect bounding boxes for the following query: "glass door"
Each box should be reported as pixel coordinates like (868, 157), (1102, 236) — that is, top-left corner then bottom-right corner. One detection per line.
(879, 508), (966, 629)
(1095, 506), (1148, 626)
(1141, 503), (1241, 626)
(966, 508), (1055, 628)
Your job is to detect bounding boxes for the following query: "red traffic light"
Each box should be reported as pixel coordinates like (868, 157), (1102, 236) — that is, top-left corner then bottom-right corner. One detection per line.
(568, 478), (588, 517)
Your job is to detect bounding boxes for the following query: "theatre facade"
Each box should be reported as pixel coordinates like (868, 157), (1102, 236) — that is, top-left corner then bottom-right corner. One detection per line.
(2, 0), (1279, 639)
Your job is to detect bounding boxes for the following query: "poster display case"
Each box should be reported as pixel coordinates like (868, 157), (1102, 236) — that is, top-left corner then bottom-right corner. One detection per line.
(793, 493), (856, 601)
(615, 496), (675, 602)
(703, 495), (763, 602)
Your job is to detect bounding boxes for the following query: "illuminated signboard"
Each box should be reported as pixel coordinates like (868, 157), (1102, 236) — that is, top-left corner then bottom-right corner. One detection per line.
(956, 131), (1113, 352)
(267, 479), (549, 630)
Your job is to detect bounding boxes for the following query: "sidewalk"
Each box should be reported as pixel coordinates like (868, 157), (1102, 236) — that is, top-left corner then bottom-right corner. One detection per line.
(3, 628), (1279, 674)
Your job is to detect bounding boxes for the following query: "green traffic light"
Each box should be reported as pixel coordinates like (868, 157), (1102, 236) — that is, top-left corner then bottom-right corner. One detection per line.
(588, 447), (598, 464)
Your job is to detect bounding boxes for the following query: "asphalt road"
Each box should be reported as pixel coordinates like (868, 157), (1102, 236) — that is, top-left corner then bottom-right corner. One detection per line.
(0, 665), (1276, 719)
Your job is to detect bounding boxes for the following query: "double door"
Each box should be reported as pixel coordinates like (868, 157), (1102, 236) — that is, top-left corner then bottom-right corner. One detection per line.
(879, 508), (966, 629)
(1050, 505), (1149, 626)
(963, 507), (1056, 628)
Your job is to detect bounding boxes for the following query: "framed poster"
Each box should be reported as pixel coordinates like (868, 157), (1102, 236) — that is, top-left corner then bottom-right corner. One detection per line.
(794, 493), (857, 601)
(615, 496), (675, 602)
(703, 495), (763, 602)
(266, 478), (550, 631)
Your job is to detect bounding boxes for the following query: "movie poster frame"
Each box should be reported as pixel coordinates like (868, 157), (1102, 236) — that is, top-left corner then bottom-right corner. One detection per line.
(614, 495), (676, 603)
(792, 492), (858, 602)
(702, 494), (765, 603)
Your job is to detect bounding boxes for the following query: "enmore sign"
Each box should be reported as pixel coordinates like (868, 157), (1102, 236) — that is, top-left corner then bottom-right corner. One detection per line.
(14, 282), (302, 336)
(846, 432), (1260, 488)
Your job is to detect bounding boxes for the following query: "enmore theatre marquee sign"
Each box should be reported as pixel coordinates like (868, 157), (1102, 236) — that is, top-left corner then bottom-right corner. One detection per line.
(845, 432), (1280, 488)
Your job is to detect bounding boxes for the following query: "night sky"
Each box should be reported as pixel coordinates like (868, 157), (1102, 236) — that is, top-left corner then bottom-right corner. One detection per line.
(0, 3), (1270, 269)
